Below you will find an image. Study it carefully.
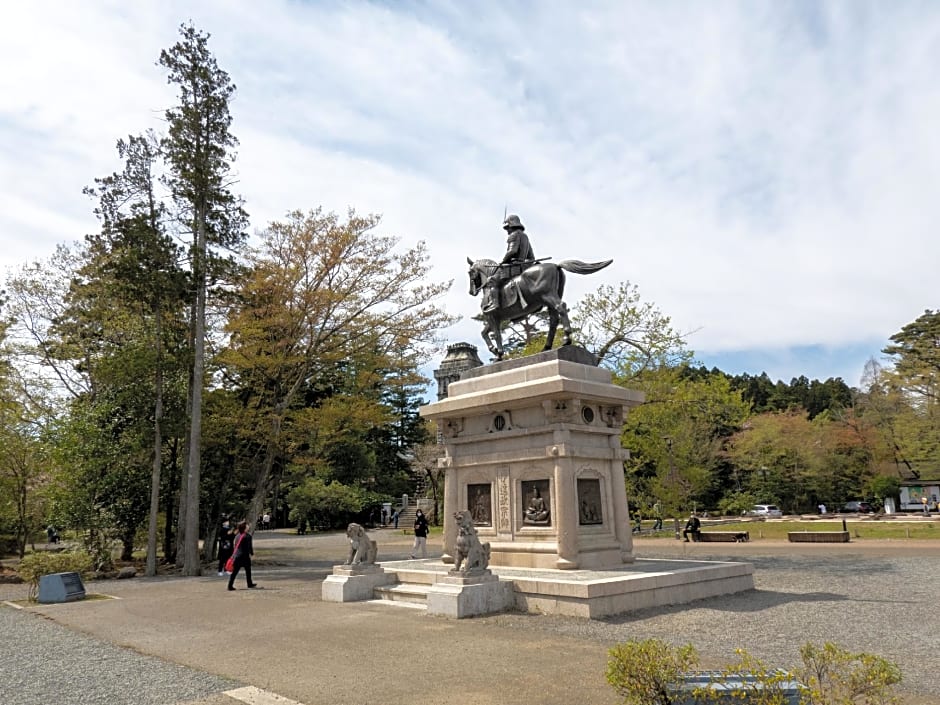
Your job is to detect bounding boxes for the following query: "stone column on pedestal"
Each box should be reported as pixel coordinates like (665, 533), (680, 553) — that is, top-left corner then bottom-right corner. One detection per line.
(441, 458), (458, 563)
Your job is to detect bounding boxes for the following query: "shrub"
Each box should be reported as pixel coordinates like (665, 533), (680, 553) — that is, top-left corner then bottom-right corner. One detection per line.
(605, 638), (901, 705)
(798, 642), (901, 705)
(17, 550), (95, 601)
(695, 649), (797, 704)
(606, 638), (698, 705)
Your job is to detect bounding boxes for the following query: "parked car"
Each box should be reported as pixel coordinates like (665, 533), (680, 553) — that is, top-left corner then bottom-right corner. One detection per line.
(749, 504), (783, 517)
(841, 500), (877, 514)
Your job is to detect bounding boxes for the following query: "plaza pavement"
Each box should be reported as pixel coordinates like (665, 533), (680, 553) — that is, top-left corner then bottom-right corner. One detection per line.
(2, 529), (939, 705)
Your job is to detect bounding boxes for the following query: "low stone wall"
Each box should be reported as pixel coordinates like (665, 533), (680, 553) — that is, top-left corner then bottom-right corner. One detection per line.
(788, 531), (850, 543)
(698, 531), (749, 543)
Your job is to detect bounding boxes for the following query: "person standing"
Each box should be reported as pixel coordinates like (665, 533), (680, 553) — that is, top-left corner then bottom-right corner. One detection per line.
(227, 521), (258, 590)
(411, 509), (429, 559)
(923, 496), (930, 514)
(217, 519), (234, 576)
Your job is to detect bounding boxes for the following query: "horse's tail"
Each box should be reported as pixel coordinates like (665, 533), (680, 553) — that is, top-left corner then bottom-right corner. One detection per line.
(557, 259), (613, 275)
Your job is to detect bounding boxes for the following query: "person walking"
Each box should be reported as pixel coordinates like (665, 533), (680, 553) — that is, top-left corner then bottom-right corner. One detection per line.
(227, 521), (258, 590)
(411, 509), (429, 559)
(652, 501), (663, 531)
(217, 519), (235, 576)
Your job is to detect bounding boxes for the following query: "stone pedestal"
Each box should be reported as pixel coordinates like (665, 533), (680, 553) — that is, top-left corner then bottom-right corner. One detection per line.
(425, 570), (514, 618)
(321, 564), (392, 602)
(421, 346), (645, 570)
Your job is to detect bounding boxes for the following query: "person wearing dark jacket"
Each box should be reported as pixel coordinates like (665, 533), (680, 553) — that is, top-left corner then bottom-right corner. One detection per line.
(683, 513), (701, 542)
(227, 521), (258, 590)
(410, 509), (429, 559)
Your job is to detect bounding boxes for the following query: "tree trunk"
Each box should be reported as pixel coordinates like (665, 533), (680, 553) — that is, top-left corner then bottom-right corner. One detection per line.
(163, 436), (179, 563)
(120, 530), (134, 562)
(183, 211), (207, 576)
(146, 304), (164, 577)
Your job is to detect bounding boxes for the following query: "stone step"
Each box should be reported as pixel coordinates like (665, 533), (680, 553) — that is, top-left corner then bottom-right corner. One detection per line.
(373, 582), (432, 605)
(364, 597), (427, 611)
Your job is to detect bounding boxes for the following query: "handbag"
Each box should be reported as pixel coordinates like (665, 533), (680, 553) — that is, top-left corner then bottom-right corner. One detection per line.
(224, 533), (243, 573)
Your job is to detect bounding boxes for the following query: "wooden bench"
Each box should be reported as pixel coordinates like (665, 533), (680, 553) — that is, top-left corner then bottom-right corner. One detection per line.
(788, 531), (850, 543)
(697, 530), (749, 543)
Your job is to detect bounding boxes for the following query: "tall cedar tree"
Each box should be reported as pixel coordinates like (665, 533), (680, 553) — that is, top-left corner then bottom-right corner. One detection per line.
(160, 25), (248, 574)
(84, 132), (187, 574)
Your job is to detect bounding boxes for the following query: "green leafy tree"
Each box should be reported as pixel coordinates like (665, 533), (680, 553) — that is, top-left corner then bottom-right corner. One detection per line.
(876, 311), (940, 475)
(622, 366), (750, 515)
(84, 131), (188, 575)
(574, 281), (691, 379)
(286, 476), (371, 530)
(160, 23), (249, 575)
(220, 208), (453, 530)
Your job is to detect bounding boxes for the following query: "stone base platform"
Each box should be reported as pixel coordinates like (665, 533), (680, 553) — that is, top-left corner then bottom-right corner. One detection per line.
(322, 564), (393, 602)
(379, 557), (754, 619)
(425, 571), (515, 618)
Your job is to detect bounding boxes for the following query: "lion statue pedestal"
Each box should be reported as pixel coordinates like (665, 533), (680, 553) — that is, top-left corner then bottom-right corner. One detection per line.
(322, 523), (393, 602)
(425, 511), (514, 618)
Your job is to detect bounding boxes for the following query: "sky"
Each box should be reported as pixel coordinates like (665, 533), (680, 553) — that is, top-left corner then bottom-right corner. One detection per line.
(2, 1), (939, 389)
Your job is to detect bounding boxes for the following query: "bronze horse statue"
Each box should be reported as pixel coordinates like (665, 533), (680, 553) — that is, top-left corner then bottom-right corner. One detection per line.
(466, 257), (612, 359)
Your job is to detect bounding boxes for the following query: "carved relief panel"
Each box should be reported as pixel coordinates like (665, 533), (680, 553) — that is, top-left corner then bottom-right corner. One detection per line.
(577, 478), (603, 525)
(467, 483), (492, 526)
(520, 479), (551, 526)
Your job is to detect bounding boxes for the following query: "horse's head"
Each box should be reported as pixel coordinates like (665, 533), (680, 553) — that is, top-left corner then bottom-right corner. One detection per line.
(466, 257), (496, 296)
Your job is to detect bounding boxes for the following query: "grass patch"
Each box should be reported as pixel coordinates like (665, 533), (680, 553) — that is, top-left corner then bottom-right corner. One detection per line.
(4, 592), (117, 609)
(637, 520), (938, 541)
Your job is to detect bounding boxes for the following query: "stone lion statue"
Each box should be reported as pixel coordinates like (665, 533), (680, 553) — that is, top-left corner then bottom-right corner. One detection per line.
(453, 510), (490, 574)
(344, 522), (377, 565)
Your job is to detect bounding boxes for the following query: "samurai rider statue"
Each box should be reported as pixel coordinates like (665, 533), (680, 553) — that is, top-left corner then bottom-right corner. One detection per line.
(481, 214), (536, 313)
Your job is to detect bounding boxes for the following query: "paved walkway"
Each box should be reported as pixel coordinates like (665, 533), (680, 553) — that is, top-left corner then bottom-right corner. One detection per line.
(2, 531), (938, 705)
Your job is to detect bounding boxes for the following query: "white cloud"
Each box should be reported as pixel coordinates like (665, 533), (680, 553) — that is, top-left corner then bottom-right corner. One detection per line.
(2, 1), (939, 383)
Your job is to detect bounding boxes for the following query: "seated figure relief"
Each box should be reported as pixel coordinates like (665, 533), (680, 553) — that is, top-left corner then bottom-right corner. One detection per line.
(523, 487), (550, 525)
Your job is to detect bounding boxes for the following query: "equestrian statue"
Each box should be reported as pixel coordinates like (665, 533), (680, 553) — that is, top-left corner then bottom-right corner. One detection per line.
(467, 213), (611, 360)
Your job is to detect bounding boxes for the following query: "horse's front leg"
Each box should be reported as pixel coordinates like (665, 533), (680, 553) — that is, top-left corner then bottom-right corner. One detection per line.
(544, 308), (559, 351)
(557, 302), (573, 346)
(487, 317), (505, 360)
(482, 321), (500, 358)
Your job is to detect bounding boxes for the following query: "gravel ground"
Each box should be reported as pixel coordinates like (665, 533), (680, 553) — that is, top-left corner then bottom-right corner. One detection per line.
(0, 606), (238, 705)
(484, 543), (940, 701)
(2, 532), (938, 704)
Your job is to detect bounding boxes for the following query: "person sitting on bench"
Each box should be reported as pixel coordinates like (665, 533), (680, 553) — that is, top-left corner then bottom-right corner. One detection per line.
(683, 513), (701, 542)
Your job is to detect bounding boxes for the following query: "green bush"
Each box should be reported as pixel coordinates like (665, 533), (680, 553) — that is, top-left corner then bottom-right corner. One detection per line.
(17, 550), (95, 601)
(606, 638), (902, 705)
(718, 491), (757, 517)
(606, 638), (698, 705)
(798, 642), (901, 705)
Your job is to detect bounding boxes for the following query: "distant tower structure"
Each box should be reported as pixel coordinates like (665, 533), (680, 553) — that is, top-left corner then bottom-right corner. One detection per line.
(433, 343), (483, 401)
